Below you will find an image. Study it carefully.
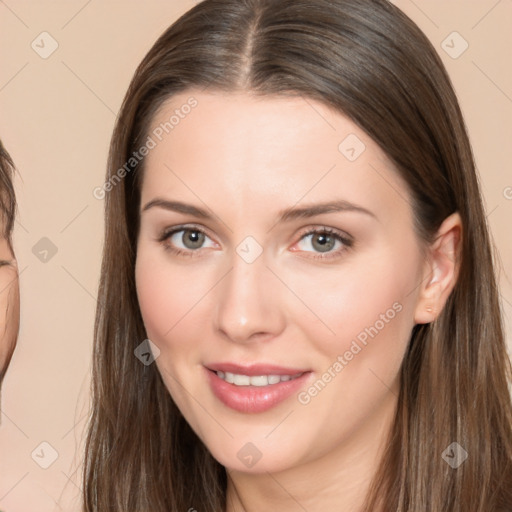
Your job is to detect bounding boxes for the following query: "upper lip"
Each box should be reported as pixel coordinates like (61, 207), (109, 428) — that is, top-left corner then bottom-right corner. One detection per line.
(206, 362), (310, 376)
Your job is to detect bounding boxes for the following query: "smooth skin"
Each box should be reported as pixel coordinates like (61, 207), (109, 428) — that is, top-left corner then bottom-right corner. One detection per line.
(135, 90), (461, 512)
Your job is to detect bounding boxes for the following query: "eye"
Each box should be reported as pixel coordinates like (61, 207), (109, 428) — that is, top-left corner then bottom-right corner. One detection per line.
(158, 225), (217, 257)
(158, 224), (353, 260)
(292, 227), (353, 260)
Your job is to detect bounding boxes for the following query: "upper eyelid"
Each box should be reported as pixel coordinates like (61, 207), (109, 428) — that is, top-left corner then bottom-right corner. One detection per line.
(160, 223), (216, 241)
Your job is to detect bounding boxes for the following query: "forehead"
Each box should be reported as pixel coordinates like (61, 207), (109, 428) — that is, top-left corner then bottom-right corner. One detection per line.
(141, 90), (412, 224)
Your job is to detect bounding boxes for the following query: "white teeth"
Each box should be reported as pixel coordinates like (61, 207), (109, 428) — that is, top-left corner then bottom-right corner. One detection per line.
(233, 374), (251, 386)
(216, 371), (303, 386)
(268, 375), (281, 385)
(250, 375), (268, 386)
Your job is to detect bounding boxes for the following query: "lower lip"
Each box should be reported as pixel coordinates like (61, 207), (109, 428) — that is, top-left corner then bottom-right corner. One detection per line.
(205, 367), (311, 414)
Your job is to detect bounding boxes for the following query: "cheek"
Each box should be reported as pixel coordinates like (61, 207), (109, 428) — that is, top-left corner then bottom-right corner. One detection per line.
(288, 254), (418, 441)
(135, 249), (206, 341)
(282, 249), (420, 420)
(287, 249), (418, 356)
(135, 258), (172, 339)
(135, 251), (203, 406)
(134, 248), (218, 401)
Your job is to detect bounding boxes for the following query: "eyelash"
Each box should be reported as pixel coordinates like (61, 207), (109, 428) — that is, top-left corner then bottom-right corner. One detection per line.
(157, 224), (354, 261)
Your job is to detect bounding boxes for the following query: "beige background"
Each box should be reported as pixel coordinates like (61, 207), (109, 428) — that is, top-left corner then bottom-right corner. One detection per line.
(0, 1), (511, 510)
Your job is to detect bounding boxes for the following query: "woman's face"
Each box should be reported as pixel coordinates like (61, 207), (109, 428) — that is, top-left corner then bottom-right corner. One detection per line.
(0, 236), (19, 386)
(135, 90), (429, 473)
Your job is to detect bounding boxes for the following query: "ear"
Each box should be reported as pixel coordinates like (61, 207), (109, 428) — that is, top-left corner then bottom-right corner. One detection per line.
(414, 212), (462, 325)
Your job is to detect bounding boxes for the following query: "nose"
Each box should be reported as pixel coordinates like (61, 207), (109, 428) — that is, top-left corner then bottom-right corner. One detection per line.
(213, 249), (285, 344)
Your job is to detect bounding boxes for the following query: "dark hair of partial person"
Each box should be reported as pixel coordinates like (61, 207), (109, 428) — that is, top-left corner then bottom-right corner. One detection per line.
(82, 0), (512, 510)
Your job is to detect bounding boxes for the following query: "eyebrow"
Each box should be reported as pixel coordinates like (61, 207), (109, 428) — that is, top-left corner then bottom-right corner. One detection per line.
(141, 198), (377, 222)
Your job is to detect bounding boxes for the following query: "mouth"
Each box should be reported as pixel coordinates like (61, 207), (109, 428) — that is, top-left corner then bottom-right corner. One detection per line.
(204, 363), (312, 413)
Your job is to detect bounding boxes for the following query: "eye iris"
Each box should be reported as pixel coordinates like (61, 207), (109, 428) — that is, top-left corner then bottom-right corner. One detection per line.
(183, 229), (204, 249)
(312, 233), (335, 253)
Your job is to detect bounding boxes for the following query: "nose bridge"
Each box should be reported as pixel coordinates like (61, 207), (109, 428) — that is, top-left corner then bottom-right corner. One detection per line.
(214, 244), (282, 343)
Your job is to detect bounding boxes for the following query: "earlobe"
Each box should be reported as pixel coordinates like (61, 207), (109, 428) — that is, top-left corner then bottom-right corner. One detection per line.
(415, 280), (442, 324)
(414, 212), (462, 325)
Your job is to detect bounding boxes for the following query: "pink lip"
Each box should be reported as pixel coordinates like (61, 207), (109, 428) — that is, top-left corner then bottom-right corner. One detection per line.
(204, 363), (312, 414)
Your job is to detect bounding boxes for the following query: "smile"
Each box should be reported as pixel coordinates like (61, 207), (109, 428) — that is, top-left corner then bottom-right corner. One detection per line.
(204, 364), (312, 413)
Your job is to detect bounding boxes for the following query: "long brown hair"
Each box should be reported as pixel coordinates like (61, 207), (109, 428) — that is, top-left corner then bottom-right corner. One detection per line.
(83, 0), (512, 510)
